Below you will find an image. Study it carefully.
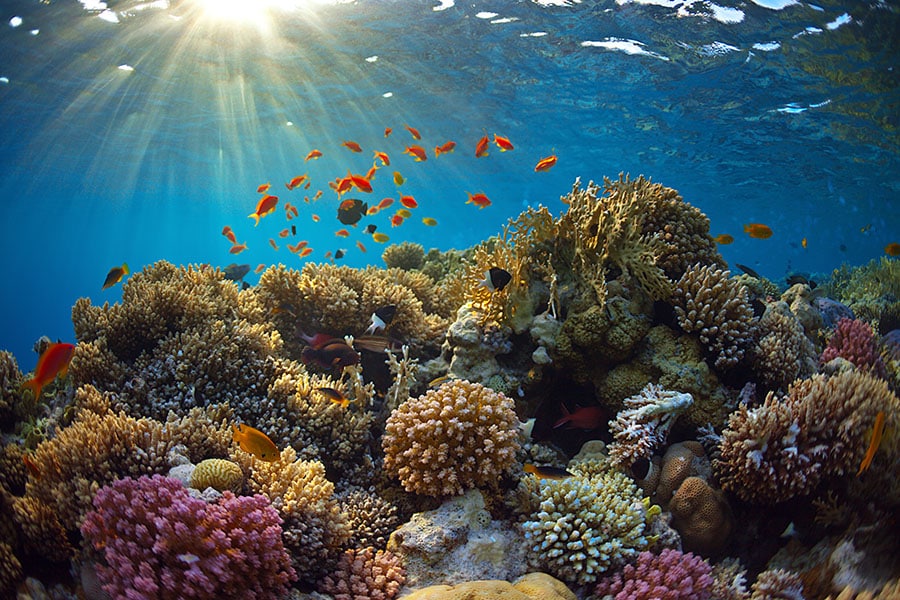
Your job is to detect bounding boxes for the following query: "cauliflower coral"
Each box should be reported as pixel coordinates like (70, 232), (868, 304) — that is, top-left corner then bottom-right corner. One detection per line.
(382, 379), (520, 497)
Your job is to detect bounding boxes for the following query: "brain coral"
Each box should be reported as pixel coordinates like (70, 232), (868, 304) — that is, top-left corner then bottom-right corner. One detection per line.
(673, 264), (758, 370)
(81, 475), (296, 600)
(190, 458), (244, 493)
(522, 471), (652, 585)
(594, 548), (714, 600)
(382, 379), (521, 497)
(715, 370), (900, 504)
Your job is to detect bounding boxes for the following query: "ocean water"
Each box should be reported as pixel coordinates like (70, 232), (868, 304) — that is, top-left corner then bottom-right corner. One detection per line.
(0, 0), (897, 372)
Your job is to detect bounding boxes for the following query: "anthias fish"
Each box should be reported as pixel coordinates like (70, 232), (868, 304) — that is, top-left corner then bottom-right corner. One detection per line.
(22, 342), (75, 401)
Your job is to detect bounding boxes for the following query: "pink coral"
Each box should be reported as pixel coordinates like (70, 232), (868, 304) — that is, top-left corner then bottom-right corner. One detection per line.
(821, 317), (883, 373)
(318, 547), (406, 600)
(81, 475), (296, 600)
(594, 548), (714, 600)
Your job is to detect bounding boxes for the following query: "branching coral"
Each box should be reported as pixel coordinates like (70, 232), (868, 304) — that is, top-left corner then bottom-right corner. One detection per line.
(382, 241), (425, 270)
(338, 488), (402, 549)
(715, 370), (900, 504)
(382, 379), (520, 497)
(318, 547), (406, 600)
(594, 548), (714, 600)
(821, 318), (884, 374)
(754, 301), (817, 392)
(607, 383), (693, 466)
(81, 475), (296, 599)
(673, 264), (758, 370)
(522, 470), (652, 585)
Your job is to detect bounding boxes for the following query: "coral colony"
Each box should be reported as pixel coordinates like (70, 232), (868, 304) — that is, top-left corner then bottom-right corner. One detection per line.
(1, 175), (899, 598)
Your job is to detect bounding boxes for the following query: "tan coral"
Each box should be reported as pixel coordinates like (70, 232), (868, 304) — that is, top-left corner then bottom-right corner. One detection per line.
(190, 458), (244, 493)
(0, 541), (21, 597)
(338, 488), (402, 549)
(382, 241), (425, 270)
(753, 300), (817, 392)
(669, 476), (733, 556)
(383, 379), (521, 497)
(654, 441), (708, 506)
(11, 496), (74, 562)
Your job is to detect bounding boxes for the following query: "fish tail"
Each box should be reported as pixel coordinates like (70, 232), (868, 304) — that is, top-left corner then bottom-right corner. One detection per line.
(122, 263), (130, 275)
(248, 212), (260, 226)
(21, 379), (41, 402)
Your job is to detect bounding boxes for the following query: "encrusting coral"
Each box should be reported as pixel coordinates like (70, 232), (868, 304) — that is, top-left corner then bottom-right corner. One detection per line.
(383, 379), (521, 497)
(318, 546), (406, 600)
(606, 383), (693, 466)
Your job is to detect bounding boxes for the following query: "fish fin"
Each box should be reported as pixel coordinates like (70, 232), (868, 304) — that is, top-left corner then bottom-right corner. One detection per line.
(122, 263), (130, 275)
(21, 379), (41, 402)
(248, 213), (260, 226)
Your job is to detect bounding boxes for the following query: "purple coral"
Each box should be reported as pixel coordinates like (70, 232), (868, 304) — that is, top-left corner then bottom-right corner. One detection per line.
(81, 475), (296, 600)
(594, 549), (714, 600)
(821, 317), (883, 373)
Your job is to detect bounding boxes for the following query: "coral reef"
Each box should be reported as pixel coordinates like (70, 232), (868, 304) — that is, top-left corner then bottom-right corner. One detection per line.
(383, 379), (520, 497)
(190, 458), (244, 493)
(594, 548), (714, 599)
(606, 383), (693, 466)
(668, 476), (733, 556)
(382, 241), (426, 270)
(748, 568), (804, 600)
(81, 474), (296, 599)
(821, 318), (884, 374)
(318, 546), (406, 600)
(338, 487), (402, 550)
(654, 441), (710, 506)
(402, 573), (576, 600)
(753, 301), (817, 392)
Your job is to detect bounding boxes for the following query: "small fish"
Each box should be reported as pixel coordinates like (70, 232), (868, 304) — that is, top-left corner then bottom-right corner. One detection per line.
(298, 247), (313, 258)
(399, 195), (418, 209)
(534, 154), (557, 172)
(786, 274), (810, 286)
(479, 266), (512, 292)
(390, 214), (404, 227)
(365, 305), (397, 335)
(354, 335), (403, 353)
(524, 464), (573, 481)
(860, 224), (872, 233)
(230, 242), (248, 254)
(403, 145), (428, 162)
(743, 223), (773, 239)
(279, 229), (290, 238)
(102, 263), (130, 290)
(335, 229), (351, 237)
(356, 240), (367, 253)
(301, 339), (360, 370)
(384, 127), (392, 137)
(396, 208), (412, 218)
(269, 239), (279, 251)
(434, 141), (456, 156)
(232, 423), (280, 462)
(393, 171), (405, 186)
(314, 190), (323, 201)
(377, 197), (394, 210)
(373, 150), (390, 166)
(316, 386), (353, 408)
(286, 174), (308, 191)
(885, 242), (900, 257)
(257, 183), (271, 194)
(254, 263), (266, 274)
(428, 374), (451, 388)
(493, 134), (514, 151)
(466, 192), (491, 209)
(734, 263), (761, 278)
(422, 217), (438, 226)
(857, 411), (885, 476)
(291, 224), (297, 235)
(311, 214), (320, 223)
(367, 206), (381, 216)
(221, 225), (236, 243)
(365, 165), (378, 181)
(334, 249), (345, 260)
(337, 199), (368, 226)
(22, 453), (40, 478)
(713, 234), (734, 245)
(553, 404), (606, 430)
(364, 224), (378, 234)
(475, 135), (489, 158)
(22, 342), (76, 401)
(373, 232), (390, 243)
(290, 205), (299, 217)
(305, 149), (323, 161)
(342, 140), (363, 153)
(405, 125), (421, 140)
(801, 237), (808, 249)
(287, 241), (308, 253)
(223, 263), (250, 281)
(248, 194), (279, 226)
(348, 172), (373, 193)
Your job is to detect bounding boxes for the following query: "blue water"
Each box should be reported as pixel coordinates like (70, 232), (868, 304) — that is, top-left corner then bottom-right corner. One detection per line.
(1, 0), (897, 371)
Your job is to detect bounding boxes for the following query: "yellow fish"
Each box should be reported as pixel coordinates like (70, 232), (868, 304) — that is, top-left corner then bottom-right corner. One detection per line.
(393, 171), (405, 186)
(372, 232), (390, 243)
(422, 217), (438, 226)
(232, 423), (280, 462)
(316, 386), (352, 409)
(523, 463), (573, 481)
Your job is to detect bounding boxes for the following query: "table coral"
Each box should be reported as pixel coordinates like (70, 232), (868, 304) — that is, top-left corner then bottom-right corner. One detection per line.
(382, 379), (521, 497)
(607, 383), (693, 466)
(81, 474), (296, 599)
(522, 470), (652, 585)
(673, 264), (758, 370)
(715, 370), (900, 504)
(318, 547), (406, 600)
(594, 548), (714, 600)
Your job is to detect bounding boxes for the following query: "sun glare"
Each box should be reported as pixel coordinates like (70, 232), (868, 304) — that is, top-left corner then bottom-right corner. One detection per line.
(191, 0), (308, 27)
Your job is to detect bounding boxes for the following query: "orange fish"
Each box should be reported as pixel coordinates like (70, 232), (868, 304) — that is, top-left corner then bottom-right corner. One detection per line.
(334, 177), (353, 196)
(857, 411), (886, 476)
(534, 155), (557, 172)
(286, 175), (308, 191)
(713, 234), (734, 245)
(311, 214), (320, 223)
(493, 134), (514, 151)
(434, 141), (456, 157)
(313, 190), (323, 201)
(403, 145), (428, 162)
(886, 242), (900, 257)
(367, 206), (380, 216)
(378, 197), (394, 209)
(475, 135), (489, 158)
(22, 342), (75, 401)
(373, 151), (390, 166)
(279, 229), (290, 238)
(254, 263), (266, 274)
(384, 127), (392, 137)
(801, 237), (808, 249)
(290, 205), (299, 217)
(335, 229), (350, 237)
(305, 149), (323, 162)
(22, 453), (40, 478)
(390, 214), (404, 227)
(342, 141), (363, 153)
(349, 173), (373, 193)
(466, 192), (491, 209)
(316, 386), (353, 409)
(233, 423), (280, 462)
(365, 165), (378, 181)
(268, 239), (279, 251)
(743, 223), (773, 239)
(422, 217), (438, 226)
(230, 243), (248, 254)
(298, 247), (313, 258)
(373, 232), (389, 243)
(257, 183), (271, 194)
(249, 194), (278, 226)
(102, 263), (130, 290)
(222, 226), (237, 245)
(399, 195), (418, 209)
(405, 125), (421, 140)
(356, 240), (367, 253)
(287, 241), (308, 253)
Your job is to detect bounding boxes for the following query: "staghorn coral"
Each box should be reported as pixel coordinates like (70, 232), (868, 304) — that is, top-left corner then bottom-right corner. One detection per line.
(382, 379), (520, 497)
(606, 383), (693, 466)
(821, 318), (884, 374)
(0, 443), (27, 496)
(318, 547), (406, 600)
(189, 458), (244, 493)
(11, 495), (74, 562)
(382, 241), (426, 270)
(754, 301), (817, 392)
(715, 370), (900, 504)
(594, 548), (714, 600)
(338, 488), (402, 550)
(673, 264), (758, 370)
(522, 470), (652, 585)
(81, 475), (296, 600)
(668, 476), (733, 556)
(246, 447), (350, 582)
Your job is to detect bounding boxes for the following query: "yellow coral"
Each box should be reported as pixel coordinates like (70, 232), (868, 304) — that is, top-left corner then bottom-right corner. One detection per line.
(190, 458), (244, 493)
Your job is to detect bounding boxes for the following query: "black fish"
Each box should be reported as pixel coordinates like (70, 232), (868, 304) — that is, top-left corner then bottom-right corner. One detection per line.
(786, 274), (809, 286)
(223, 263), (251, 281)
(301, 340), (360, 370)
(364, 224), (377, 234)
(734, 263), (761, 279)
(291, 225), (297, 236)
(334, 249), (345, 260)
(479, 267), (512, 292)
(337, 199), (368, 226)
(365, 305), (397, 334)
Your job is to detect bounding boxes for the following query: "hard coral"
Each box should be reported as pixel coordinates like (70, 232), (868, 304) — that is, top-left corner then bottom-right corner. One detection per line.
(668, 476), (733, 556)
(715, 371), (900, 504)
(821, 318), (884, 374)
(338, 488), (402, 549)
(673, 264), (758, 370)
(522, 471), (652, 585)
(594, 548), (714, 600)
(81, 475), (296, 600)
(318, 547), (406, 600)
(753, 301), (816, 392)
(607, 383), (693, 466)
(382, 379), (521, 497)
(190, 458), (244, 493)
(383, 241), (426, 270)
